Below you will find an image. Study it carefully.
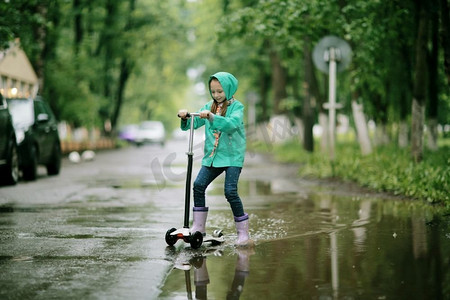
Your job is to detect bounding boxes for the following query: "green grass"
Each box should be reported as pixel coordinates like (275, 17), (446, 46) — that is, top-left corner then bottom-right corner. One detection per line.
(251, 139), (450, 208)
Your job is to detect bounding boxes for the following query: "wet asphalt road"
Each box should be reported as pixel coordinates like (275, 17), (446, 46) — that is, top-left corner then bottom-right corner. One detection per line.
(0, 137), (303, 299)
(0, 138), (204, 299)
(3, 138), (449, 299)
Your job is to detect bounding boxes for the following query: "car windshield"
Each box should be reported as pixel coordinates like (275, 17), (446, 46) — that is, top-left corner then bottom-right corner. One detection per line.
(7, 99), (34, 128)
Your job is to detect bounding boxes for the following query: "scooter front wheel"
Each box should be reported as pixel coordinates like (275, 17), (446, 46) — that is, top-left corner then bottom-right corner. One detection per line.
(190, 231), (203, 249)
(165, 228), (177, 246)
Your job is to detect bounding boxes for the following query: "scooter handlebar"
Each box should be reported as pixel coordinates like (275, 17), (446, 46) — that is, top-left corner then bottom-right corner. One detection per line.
(177, 112), (200, 119)
(186, 112), (200, 118)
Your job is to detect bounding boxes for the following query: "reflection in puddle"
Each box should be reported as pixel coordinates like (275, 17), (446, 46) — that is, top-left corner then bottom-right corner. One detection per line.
(160, 178), (450, 299)
(161, 246), (253, 300)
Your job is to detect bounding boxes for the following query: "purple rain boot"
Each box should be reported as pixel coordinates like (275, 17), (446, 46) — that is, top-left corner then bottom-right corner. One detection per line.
(191, 207), (208, 236)
(234, 213), (253, 247)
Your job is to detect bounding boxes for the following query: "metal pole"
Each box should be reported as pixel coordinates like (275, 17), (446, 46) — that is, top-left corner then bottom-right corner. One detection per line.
(328, 48), (337, 162)
(185, 270), (193, 299)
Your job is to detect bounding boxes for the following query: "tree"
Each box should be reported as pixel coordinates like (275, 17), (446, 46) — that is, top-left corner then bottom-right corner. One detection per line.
(302, 39), (316, 152)
(440, 0), (450, 84)
(411, 1), (429, 162)
(2, 0), (448, 151)
(427, 3), (440, 151)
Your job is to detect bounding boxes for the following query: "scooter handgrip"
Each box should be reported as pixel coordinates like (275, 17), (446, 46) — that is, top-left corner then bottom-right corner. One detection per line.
(177, 112), (190, 119)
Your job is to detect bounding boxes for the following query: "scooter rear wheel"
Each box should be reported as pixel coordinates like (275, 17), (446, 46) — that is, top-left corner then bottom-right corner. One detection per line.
(165, 228), (177, 246)
(190, 231), (203, 249)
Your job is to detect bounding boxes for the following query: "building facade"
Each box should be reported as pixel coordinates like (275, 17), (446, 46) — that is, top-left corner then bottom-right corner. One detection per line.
(0, 41), (39, 99)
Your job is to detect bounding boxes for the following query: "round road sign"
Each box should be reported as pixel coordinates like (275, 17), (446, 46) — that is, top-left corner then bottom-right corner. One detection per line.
(313, 35), (352, 73)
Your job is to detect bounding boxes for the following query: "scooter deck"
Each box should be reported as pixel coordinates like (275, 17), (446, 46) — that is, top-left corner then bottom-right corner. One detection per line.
(203, 229), (225, 245)
(168, 228), (225, 247)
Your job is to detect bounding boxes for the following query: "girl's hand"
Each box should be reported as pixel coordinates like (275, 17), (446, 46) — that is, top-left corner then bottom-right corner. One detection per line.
(177, 109), (188, 120)
(199, 110), (211, 119)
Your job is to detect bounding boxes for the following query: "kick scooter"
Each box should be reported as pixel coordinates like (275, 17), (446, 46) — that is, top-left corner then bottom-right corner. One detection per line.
(165, 112), (224, 249)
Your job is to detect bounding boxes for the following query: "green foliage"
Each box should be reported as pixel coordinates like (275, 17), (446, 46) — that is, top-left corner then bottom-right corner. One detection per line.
(0, 2), (21, 48)
(264, 140), (450, 207)
(1, 0), (449, 146)
(0, 0), (190, 133)
(44, 32), (106, 128)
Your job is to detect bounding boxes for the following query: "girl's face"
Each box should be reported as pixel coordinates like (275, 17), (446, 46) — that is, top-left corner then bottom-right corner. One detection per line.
(210, 79), (226, 103)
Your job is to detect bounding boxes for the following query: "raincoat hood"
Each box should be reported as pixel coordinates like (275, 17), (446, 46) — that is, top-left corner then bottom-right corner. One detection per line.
(208, 72), (238, 101)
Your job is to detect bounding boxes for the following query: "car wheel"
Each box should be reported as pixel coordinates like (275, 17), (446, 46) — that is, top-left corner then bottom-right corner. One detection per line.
(22, 145), (38, 181)
(46, 142), (61, 176)
(0, 141), (19, 185)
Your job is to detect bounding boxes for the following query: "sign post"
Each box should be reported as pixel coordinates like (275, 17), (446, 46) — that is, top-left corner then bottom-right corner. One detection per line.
(313, 36), (352, 162)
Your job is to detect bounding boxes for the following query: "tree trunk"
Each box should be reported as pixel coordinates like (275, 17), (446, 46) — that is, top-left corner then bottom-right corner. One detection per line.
(397, 29), (413, 148)
(111, 0), (136, 132)
(398, 91), (410, 148)
(32, 3), (60, 92)
(302, 41), (315, 152)
(95, 0), (120, 134)
(293, 118), (304, 144)
(371, 92), (389, 146)
(351, 97), (372, 155)
(411, 3), (428, 162)
(36, 2), (60, 110)
(32, 4), (47, 91)
(258, 61), (270, 122)
(73, 0), (83, 55)
(112, 58), (130, 132)
(427, 119), (439, 150)
(427, 4), (439, 151)
(398, 121), (409, 148)
(269, 48), (288, 114)
(375, 123), (390, 146)
(102, 0), (118, 100)
(440, 0), (450, 84)
(291, 67), (304, 143)
(411, 98), (425, 161)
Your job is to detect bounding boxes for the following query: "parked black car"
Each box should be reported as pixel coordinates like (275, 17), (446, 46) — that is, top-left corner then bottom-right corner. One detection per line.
(0, 93), (19, 185)
(7, 96), (61, 181)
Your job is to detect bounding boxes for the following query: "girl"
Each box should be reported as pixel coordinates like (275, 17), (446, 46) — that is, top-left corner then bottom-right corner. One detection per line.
(177, 72), (251, 246)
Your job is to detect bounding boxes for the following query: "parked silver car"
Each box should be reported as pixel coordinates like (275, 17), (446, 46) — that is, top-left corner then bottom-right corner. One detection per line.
(135, 121), (166, 146)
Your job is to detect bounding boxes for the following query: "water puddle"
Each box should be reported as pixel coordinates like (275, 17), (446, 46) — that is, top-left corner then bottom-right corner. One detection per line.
(1, 170), (448, 299)
(159, 179), (450, 299)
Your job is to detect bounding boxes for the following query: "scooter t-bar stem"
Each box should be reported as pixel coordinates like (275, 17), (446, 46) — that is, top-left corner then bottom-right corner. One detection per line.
(183, 154), (193, 228)
(183, 112), (200, 229)
(186, 112), (200, 155)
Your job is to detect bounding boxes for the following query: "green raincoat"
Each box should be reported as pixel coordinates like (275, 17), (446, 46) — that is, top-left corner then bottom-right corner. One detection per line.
(181, 72), (246, 167)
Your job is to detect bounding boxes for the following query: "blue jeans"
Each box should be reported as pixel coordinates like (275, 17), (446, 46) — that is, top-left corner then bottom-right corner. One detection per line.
(193, 166), (245, 217)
